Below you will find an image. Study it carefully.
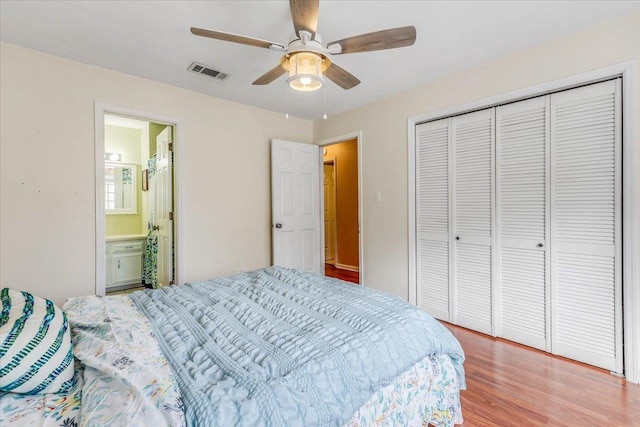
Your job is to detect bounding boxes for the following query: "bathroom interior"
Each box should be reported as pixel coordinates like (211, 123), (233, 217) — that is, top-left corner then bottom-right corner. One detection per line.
(104, 114), (173, 295)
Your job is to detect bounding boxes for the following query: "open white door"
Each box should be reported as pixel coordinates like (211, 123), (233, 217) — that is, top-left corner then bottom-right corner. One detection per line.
(271, 139), (321, 274)
(156, 127), (173, 287)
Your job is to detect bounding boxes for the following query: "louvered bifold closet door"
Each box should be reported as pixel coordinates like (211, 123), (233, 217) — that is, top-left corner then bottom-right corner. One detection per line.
(416, 118), (451, 321)
(496, 96), (549, 351)
(550, 79), (622, 373)
(452, 109), (494, 335)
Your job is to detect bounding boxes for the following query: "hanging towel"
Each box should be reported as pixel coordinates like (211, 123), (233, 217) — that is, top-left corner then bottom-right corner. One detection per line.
(143, 155), (158, 288)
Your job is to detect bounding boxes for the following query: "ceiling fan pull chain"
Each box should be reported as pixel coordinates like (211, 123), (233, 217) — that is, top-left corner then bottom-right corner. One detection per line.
(323, 85), (328, 120)
(285, 82), (290, 119)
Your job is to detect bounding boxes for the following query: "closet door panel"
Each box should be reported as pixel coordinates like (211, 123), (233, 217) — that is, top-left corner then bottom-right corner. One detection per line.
(452, 109), (493, 335)
(499, 249), (547, 348)
(416, 118), (450, 321)
(550, 79), (622, 373)
(455, 243), (492, 331)
(496, 96), (549, 350)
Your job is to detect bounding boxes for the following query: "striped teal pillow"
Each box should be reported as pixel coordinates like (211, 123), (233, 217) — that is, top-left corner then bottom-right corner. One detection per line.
(0, 288), (74, 394)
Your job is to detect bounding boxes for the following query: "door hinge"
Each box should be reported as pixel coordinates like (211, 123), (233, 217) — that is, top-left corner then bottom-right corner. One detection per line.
(168, 142), (173, 151)
(169, 211), (174, 221)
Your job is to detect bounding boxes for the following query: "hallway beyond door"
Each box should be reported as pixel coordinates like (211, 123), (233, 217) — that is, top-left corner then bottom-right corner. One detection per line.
(325, 263), (359, 284)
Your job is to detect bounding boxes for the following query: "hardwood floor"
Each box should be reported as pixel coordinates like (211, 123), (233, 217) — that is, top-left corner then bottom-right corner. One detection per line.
(325, 263), (359, 284)
(446, 323), (640, 426)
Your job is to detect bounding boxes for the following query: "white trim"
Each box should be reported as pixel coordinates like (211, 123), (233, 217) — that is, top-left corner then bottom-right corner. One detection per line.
(335, 263), (359, 273)
(614, 78), (624, 375)
(317, 131), (364, 286)
(318, 151), (325, 270)
(407, 60), (638, 383)
(323, 157), (338, 265)
(94, 103), (184, 297)
(95, 107), (106, 296)
(408, 122), (416, 305)
(332, 157), (339, 268)
(621, 62), (639, 384)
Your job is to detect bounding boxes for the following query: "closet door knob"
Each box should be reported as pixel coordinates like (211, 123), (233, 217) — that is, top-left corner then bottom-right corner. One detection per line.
(275, 223), (283, 229)
(456, 236), (460, 241)
(537, 243), (544, 248)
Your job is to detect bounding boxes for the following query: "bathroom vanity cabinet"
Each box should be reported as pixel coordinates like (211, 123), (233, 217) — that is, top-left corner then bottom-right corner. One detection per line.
(106, 235), (146, 291)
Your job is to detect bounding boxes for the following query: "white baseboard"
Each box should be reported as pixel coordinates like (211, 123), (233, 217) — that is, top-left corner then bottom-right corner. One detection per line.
(335, 263), (359, 273)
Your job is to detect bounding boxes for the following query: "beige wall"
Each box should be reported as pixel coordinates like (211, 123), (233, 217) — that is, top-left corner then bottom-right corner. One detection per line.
(314, 12), (640, 300)
(324, 139), (359, 269)
(0, 42), (312, 307)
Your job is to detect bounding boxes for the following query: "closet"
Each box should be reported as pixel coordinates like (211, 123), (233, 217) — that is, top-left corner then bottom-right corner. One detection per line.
(415, 79), (622, 373)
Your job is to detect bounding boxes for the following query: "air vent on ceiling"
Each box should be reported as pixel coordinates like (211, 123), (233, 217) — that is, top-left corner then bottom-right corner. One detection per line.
(188, 62), (230, 80)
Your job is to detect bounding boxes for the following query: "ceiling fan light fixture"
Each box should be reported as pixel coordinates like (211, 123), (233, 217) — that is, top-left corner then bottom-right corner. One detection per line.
(191, 2), (416, 92)
(287, 52), (324, 92)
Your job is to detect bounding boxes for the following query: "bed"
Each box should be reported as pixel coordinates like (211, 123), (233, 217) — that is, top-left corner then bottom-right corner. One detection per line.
(1, 267), (465, 426)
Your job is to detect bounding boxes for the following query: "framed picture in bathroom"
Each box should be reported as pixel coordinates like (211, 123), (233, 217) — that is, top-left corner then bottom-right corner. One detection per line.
(142, 169), (149, 191)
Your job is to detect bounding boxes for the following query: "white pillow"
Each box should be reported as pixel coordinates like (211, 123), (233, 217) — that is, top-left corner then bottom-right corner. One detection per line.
(0, 288), (75, 394)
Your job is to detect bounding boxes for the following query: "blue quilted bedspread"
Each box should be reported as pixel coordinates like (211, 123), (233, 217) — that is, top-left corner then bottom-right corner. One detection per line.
(129, 267), (465, 427)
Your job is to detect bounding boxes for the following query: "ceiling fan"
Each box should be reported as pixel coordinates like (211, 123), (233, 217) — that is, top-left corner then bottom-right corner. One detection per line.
(190, 0), (416, 91)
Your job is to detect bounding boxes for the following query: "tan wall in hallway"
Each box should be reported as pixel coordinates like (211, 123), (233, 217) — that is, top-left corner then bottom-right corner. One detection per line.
(324, 139), (359, 269)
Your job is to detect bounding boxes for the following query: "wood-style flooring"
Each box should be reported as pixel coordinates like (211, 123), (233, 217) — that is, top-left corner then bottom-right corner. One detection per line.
(325, 263), (359, 284)
(446, 323), (640, 426)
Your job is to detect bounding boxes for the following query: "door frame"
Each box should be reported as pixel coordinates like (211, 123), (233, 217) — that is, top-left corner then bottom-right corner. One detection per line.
(94, 102), (184, 296)
(323, 158), (338, 265)
(318, 131), (364, 285)
(407, 60), (638, 383)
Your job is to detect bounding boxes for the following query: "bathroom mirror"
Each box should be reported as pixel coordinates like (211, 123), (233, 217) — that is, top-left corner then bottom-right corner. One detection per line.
(105, 162), (137, 214)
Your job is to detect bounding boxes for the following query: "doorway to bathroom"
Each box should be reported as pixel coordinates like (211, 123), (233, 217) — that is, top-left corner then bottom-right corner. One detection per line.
(95, 104), (181, 296)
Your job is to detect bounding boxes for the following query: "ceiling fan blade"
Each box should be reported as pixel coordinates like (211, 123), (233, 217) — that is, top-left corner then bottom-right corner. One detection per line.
(289, 0), (319, 38)
(191, 27), (285, 50)
(327, 26), (416, 54)
(325, 63), (360, 90)
(252, 64), (287, 85)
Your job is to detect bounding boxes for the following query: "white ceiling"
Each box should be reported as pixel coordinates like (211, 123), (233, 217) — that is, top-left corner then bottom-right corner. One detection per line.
(1, 1), (638, 120)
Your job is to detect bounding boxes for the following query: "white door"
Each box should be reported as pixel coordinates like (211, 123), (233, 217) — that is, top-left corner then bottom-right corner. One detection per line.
(155, 127), (173, 287)
(324, 161), (336, 263)
(451, 108), (494, 335)
(415, 118), (450, 321)
(271, 139), (321, 274)
(496, 96), (550, 351)
(550, 79), (622, 373)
